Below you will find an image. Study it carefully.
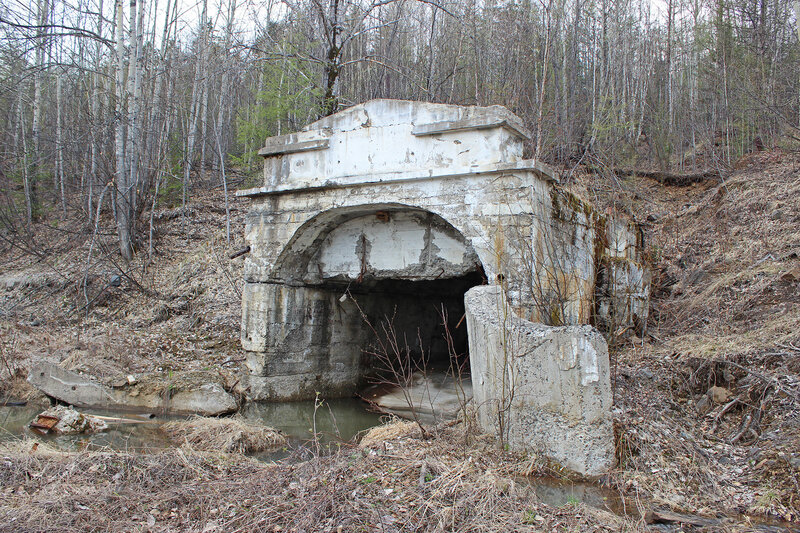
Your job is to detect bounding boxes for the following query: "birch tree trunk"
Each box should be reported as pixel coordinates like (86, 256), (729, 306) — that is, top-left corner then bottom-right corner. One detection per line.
(794, 2), (800, 127)
(114, 0), (134, 260)
(88, 0), (104, 223)
(29, 0), (50, 223)
(534, 0), (553, 161)
(183, 0), (208, 218)
(56, 73), (66, 218)
(127, 0), (145, 232)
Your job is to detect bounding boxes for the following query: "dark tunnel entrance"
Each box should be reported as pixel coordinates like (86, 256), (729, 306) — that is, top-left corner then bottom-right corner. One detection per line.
(321, 269), (485, 386)
(270, 205), (489, 402)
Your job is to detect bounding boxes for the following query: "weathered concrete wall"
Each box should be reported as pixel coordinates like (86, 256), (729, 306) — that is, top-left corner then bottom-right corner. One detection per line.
(241, 283), (366, 399)
(307, 210), (479, 283)
(465, 285), (615, 476)
(256, 100), (528, 190)
(597, 218), (651, 333)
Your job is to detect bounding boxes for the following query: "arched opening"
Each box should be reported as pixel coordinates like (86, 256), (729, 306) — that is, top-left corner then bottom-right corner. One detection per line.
(272, 205), (485, 398)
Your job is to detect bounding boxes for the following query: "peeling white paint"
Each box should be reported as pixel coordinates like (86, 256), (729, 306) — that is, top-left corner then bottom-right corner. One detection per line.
(576, 336), (600, 386)
(431, 229), (467, 265)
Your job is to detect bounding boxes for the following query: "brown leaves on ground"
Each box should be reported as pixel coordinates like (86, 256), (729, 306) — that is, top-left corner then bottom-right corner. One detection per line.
(0, 423), (642, 533)
(0, 188), (249, 384)
(572, 150), (800, 524)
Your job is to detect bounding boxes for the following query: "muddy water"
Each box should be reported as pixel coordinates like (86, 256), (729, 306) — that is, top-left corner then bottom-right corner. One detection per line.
(0, 399), (383, 453)
(1, 405), (177, 451)
(239, 399), (383, 444)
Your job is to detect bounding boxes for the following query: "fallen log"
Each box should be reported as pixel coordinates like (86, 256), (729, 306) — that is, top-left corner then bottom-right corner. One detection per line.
(584, 165), (722, 186)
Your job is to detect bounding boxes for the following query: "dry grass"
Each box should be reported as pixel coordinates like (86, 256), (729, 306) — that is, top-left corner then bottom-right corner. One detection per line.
(161, 415), (286, 453)
(0, 437), (66, 456)
(358, 417), (420, 447)
(569, 150), (800, 524)
(0, 422), (645, 533)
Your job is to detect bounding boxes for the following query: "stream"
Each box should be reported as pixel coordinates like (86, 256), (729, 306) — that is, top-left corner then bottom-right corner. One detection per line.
(0, 398), (382, 453)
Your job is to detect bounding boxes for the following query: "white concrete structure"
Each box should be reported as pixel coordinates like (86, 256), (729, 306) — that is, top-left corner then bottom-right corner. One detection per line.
(465, 285), (614, 476)
(236, 100), (648, 473)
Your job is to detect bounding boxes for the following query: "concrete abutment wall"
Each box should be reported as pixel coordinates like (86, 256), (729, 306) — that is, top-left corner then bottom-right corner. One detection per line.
(465, 285), (615, 476)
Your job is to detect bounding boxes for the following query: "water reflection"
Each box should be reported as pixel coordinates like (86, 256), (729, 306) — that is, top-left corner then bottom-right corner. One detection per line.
(0, 398), (383, 455)
(0, 405), (175, 452)
(239, 398), (383, 443)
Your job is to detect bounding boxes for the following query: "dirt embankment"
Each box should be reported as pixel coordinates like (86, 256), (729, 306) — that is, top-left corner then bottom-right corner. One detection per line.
(569, 149), (800, 522)
(0, 189), (250, 403)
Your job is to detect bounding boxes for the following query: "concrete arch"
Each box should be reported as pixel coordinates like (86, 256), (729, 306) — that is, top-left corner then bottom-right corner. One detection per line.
(241, 202), (487, 401)
(271, 203), (487, 285)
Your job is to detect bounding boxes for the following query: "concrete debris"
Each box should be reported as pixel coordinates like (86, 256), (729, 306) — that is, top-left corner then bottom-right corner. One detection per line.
(27, 362), (238, 416)
(31, 406), (108, 434)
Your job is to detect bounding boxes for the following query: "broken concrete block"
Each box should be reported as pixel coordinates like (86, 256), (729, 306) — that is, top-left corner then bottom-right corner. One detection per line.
(33, 405), (108, 434)
(169, 383), (238, 416)
(465, 285), (615, 477)
(27, 361), (116, 407)
(27, 362), (238, 416)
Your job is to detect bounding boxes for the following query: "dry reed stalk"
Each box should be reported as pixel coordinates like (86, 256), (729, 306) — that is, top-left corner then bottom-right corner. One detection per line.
(358, 417), (420, 447)
(0, 423), (646, 533)
(161, 415), (286, 453)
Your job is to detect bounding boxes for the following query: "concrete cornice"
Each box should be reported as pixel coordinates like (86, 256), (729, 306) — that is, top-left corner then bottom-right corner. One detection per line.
(236, 159), (559, 198)
(412, 109), (531, 141)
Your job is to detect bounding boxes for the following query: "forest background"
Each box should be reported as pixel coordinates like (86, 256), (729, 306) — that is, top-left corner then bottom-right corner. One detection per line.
(0, 0), (798, 257)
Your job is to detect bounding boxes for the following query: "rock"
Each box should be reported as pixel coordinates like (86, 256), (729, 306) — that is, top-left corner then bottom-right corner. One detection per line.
(169, 383), (238, 416)
(708, 386), (731, 404)
(780, 267), (800, 282)
(695, 395), (711, 414)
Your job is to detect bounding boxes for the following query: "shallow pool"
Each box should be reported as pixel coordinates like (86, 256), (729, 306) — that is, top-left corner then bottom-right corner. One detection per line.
(0, 398), (384, 455)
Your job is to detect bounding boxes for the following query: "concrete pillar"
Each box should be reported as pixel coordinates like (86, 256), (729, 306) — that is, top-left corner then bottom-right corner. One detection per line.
(465, 285), (615, 476)
(241, 282), (364, 400)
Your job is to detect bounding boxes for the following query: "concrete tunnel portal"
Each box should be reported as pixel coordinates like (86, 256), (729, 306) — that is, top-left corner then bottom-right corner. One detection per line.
(238, 99), (651, 474)
(268, 204), (486, 393)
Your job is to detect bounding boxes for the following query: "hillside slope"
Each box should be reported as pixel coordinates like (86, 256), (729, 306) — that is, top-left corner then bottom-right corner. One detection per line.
(569, 150), (800, 520)
(0, 188), (250, 398)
